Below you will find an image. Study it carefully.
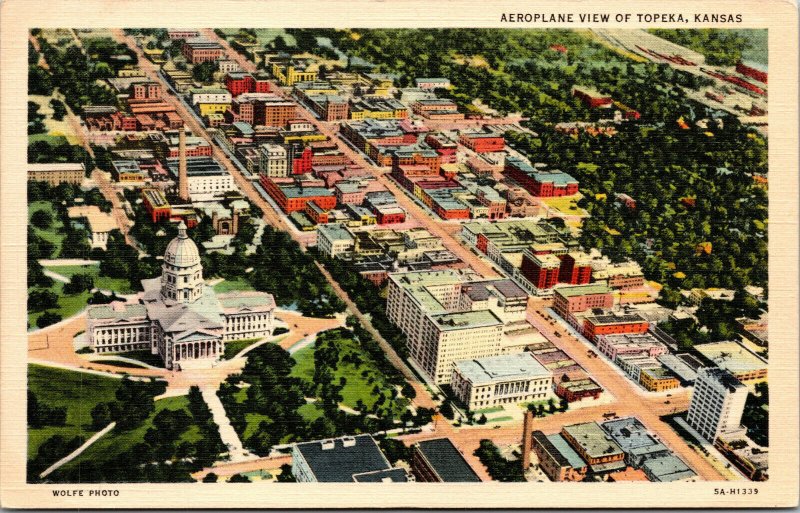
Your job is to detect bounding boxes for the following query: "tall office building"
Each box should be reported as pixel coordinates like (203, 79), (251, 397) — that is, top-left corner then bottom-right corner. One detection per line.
(686, 367), (748, 442)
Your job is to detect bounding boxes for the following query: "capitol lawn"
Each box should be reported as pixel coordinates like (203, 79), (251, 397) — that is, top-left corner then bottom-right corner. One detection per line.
(289, 329), (409, 416)
(54, 395), (201, 476)
(27, 364), (121, 460)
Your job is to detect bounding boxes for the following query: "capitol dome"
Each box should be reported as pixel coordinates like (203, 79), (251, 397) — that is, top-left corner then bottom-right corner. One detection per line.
(164, 221), (200, 268)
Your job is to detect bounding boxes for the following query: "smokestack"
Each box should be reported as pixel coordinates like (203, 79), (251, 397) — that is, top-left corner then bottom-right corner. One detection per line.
(522, 410), (533, 471)
(178, 127), (190, 202)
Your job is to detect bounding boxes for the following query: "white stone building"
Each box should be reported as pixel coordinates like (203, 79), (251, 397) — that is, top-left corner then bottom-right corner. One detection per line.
(259, 143), (288, 178)
(686, 367), (748, 442)
(450, 352), (553, 410)
(86, 222), (275, 369)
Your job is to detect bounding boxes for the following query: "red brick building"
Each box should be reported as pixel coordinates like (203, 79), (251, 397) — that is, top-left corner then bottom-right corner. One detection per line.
(292, 146), (313, 175)
(558, 253), (593, 285)
(391, 148), (441, 174)
(260, 177), (336, 213)
(142, 188), (171, 223)
(424, 133), (458, 164)
(504, 156), (579, 197)
(224, 72), (271, 97)
(458, 132), (505, 153)
(572, 86), (613, 108)
(521, 252), (562, 289)
(181, 40), (223, 64)
(553, 284), (614, 317)
(582, 313), (649, 341)
(131, 82), (163, 101)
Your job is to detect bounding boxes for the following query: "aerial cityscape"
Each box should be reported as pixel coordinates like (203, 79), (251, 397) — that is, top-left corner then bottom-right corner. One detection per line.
(26, 27), (768, 484)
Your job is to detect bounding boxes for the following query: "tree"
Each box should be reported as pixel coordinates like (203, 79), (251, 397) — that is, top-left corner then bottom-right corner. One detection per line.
(36, 311), (62, 329)
(30, 209), (53, 229)
(192, 61), (216, 83)
(228, 473), (251, 483)
(50, 99), (68, 121)
(91, 402), (113, 430)
(477, 414), (488, 425)
(63, 273), (95, 294)
(202, 472), (218, 483)
(439, 401), (454, 420)
(28, 289), (59, 312)
(276, 464), (296, 482)
(401, 382), (416, 400)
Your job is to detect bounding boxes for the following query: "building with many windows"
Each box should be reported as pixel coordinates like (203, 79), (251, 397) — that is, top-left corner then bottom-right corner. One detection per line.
(86, 222), (275, 369)
(450, 352), (553, 410)
(409, 438), (481, 482)
(686, 367), (748, 443)
(292, 435), (411, 482)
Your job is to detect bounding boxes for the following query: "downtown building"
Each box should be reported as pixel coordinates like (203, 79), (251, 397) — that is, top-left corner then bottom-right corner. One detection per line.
(386, 269), (533, 385)
(686, 367), (748, 443)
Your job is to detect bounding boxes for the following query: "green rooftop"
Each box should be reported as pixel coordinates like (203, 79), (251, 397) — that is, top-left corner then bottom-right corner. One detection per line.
(429, 310), (502, 331)
(554, 283), (612, 297)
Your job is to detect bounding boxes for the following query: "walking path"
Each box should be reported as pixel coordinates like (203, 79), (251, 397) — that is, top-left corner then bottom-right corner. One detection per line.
(200, 387), (256, 463)
(39, 422), (116, 478)
(43, 269), (70, 284)
(39, 259), (99, 266)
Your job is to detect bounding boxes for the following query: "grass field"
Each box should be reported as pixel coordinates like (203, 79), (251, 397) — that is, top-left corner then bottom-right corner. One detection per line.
(56, 395), (196, 475)
(235, 395), (325, 441)
(212, 277), (255, 294)
(222, 338), (265, 360)
(290, 332), (408, 416)
(44, 264), (134, 294)
(27, 364), (122, 460)
(29, 263), (134, 329)
(540, 194), (588, 216)
(113, 350), (164, 368)
(29, 200), (65, 255)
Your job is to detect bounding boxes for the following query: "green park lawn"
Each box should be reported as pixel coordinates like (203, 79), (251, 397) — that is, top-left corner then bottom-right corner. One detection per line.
(290, 333), (408, 416)
(222, 338), (264, 360)
(28, 264), (134, 329)
(45, 263), (134, 294)
(29, 200), (65, 255)
(27, 364), (121, 460)
(113, 350), (165, 368)
(28, 283), (91, 330)
(212, 277), (255, 294)
(55, 395), (196, 475)
(236, 395), (325, 441)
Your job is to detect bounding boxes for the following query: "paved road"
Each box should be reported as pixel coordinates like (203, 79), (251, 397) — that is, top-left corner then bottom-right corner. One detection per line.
(315, 262), (436, 410)
(112, 29), (441, 412)
(525, 299), (724, 481)
(201, 387), (256, 463)
(199, 29), (500, 280)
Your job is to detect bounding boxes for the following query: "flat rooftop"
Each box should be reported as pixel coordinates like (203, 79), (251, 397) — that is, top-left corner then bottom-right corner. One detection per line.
(429, 309), (503, 331)
(562, 422), (624, 460)
(294, 435), (391, 482)
(414, 438), (481, 482)
(454, 352), (551, 385)
(695, 341), (767, 374)
(555, 283), (612, 298)
(533, 431), (587, 470)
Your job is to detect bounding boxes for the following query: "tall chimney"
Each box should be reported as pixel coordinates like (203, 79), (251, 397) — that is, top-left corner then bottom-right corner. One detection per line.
(522, 410), (533, 471)
(178, 127), (190, 202)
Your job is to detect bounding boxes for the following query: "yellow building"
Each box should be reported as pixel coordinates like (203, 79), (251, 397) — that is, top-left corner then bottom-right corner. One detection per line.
(197, 103), (231, 116)
(281, 132), (327, 144)
(272, 62), (318, 86)
(639, 368), (680, 392)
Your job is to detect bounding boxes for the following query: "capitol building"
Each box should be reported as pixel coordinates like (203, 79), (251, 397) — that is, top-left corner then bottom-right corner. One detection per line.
(86, 222), (276, 370)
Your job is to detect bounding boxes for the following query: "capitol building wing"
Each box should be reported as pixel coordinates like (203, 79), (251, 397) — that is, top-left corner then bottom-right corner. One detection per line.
(86, 222), (276, 370)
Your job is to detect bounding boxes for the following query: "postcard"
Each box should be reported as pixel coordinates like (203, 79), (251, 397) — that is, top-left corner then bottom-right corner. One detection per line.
(1, 0), (797, 508)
